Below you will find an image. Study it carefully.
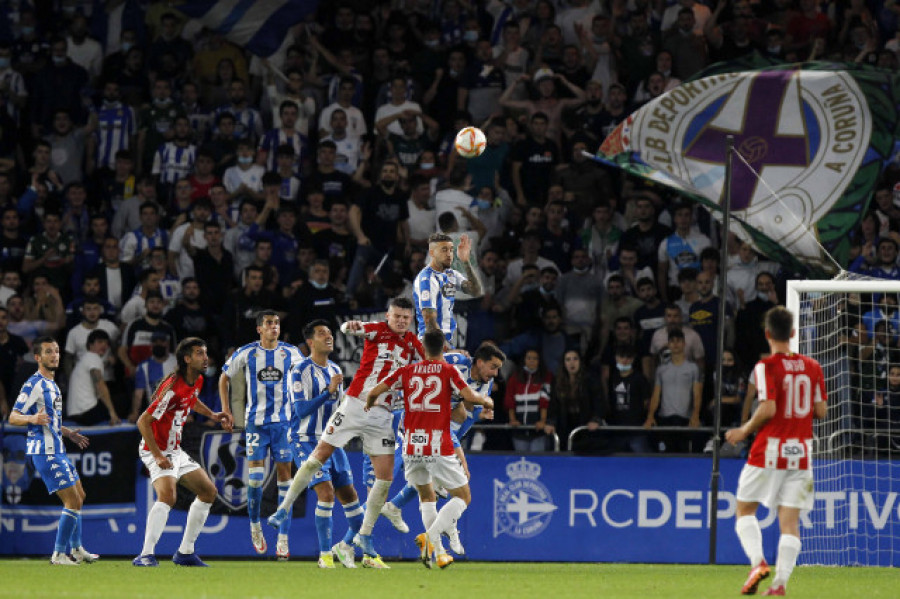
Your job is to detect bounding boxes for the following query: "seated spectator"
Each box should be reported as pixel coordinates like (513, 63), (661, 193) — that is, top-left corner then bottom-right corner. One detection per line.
(644, 328), (703, 452)
(505, 348), (553, 452)
(119, 291), (176, 377)
(546, 349), (604, 451)
(66, 329), (120, 426)
(606, 344), (652, 453)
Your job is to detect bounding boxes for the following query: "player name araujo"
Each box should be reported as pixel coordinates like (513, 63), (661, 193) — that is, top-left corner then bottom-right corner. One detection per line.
(412, 363), (445, 374)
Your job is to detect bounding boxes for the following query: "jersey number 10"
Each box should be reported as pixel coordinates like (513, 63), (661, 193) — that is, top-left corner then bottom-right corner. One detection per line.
(782, 373), (811, 418)
(408, 375), (443, 412)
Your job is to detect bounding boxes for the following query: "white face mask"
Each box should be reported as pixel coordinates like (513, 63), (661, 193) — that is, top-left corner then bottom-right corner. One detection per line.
(310, 279), (328, 290)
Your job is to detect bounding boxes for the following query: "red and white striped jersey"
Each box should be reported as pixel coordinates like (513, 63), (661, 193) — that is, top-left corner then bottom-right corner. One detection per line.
(747, 352), (826, 471)
(140, 373), (203, 453)
(382, 360), (468, 456)
(344, 321), (425, 406)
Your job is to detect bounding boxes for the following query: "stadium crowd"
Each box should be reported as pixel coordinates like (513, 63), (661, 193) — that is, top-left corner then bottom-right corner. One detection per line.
(0, 0), (896, 454)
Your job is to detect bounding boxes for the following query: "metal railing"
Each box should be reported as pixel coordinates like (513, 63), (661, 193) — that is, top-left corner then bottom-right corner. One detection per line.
(469, 423), (560, 452)
(568, 425), (716, 453)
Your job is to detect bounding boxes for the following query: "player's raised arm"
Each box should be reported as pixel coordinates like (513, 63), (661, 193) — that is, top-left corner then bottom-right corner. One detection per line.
(456, 234), (483, 297)
(340, 320), (368, 336)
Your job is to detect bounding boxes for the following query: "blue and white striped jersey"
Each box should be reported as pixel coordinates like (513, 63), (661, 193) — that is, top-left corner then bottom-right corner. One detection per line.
(214, 105), (264, 142)
(413, 265), (467, 341)
(151, 142), (197, 185)
(444, 352), (493, 437)
(135, 355), (177, 399)
(93, 102), (136, 170)
(13, 372), (65, 455)
(288, 357), (343, 443)
(258, 128), (306, 171)
(223, 341), (303, 427)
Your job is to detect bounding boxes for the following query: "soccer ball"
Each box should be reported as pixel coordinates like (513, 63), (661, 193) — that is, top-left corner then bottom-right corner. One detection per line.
(455, 126), (487, 158)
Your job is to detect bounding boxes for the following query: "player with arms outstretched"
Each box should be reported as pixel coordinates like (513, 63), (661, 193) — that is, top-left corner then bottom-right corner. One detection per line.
(726, 307), (827, 596)
(9, 336), (95, 565)
(414, 232), (482, 344)
(288, 319), (365, 568)
(366, 330), (494, 569)
(133, 337), (233, 567)
(218, 310), (302, 559)
(269, 296), (425, 568)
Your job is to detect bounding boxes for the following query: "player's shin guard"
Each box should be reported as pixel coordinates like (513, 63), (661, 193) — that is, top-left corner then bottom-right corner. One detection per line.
(342, 499), (365, 538)
(735, 515), (765, 567)
(427, 497), (466, 550)
(55, 509), (78, 554)
(247, 467), (265, 524)
(277, 481), (292, 536)
(315, 501), (334, 553)
(141, 502), (172, 556)
(772, 535), (801, 588)
(359, 479), (391, 536)
(280, 458), (323, 510)
(178, 499), (212, 554)
(390, 484), (418, 509)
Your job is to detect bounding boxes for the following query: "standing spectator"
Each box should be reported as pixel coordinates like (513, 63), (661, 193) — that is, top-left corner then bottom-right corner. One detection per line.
(65, 15), (102, 81)
(556, 248), (605, 350)
(555, 137), (612, 222)
(45, 109), (89, 185)
(734, 272), (780, 369)
(674, 267), (701, 322)
(192, 221), (234, 317)
(22, 211), (76, 292)
(63, 295), (119, 380)
(0, 305), (28, 417)
(690, 270), (734, 367)
(620, 195), (672, 272)
(318, 76), (367, 139)
(164, 278), (215, 348)
(263, 64), (316, 135)
(151, 115), (197, 199)
(510, 112), (560, 206)
(5, 294), (64, 357)
(31, 37), (89, 136)
(0, 42), (28, 124)
(223, 139), (266, 202)
(219, 265), (279, 353)
(214, 79), (263, 144)
(374, 76), (425, 137)
(223, 199), (260, 279)
(503, 230), (560, 287)
(0, 207), (27, 274)
(499, 69), (585, 148)
(597, 317), (644, 386)
(128, 331), (176, 423)
(644, 329), (703, 452)
(785, 0), (831, 55)
(540, 200), (581, 272)
(657, 203), (711, 302)
(285, 260), (343, 343)
(649, 304), (706, 376)
(111, 175), (156, 239)
(662, 9), (708, 80)
(546, 349), (603, 450)
(119, 201), (168, 270)
(595, 274), (643, 356)
(580, 202), (623, 279)
(90, 236), (137, 311)
(380, 110), (440, 172)
(67, 330), (120, 425)
(607, 344), (652, 452)
(728, 241), (780, 304)
(606, 244), (655, 297)
(119, 291), (176, 376)
(65, 275), (116, 329)
(305, 141), (356, 204)
(322, 110), (364, 176)
(257, 102), (306, 172)
(168, 198), (211, 280)
(89, 80), (137, 174)
(460, 39), (506, 124)
(137, 78), (184, 175)
(633, 277), (667, 372)
(505, 348), (553, 452)
(515, 267), (562, 334)
(347, 161), (409, 296)
(313, 198), (356, 285)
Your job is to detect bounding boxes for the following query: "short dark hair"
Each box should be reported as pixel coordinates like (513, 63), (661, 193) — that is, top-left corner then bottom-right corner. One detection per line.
(636, 277), (655, 290)
(607, 274), (626, 288)
(262, 171), (282, 187)
(677, 267), (699, 283)
(615, 344), (637, 359)
(139, 200), (159, 214)
(531, 111), (548, 123)
(388, 296), (414, 311)
(437, 212), (457, 232)
(256, 309), (280, 327)
(33, 336), (57, 356)
(423, 330), (445, 356)
(667, 328), (685, 341)
(303, 318), (332, 342)
(87, 329), (110, 346)
(765, 306), (793, 342)
(474, 342), (506, 364)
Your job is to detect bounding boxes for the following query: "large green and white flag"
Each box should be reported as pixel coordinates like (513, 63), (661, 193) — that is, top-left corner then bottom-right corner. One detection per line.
(598, 55), (897, 276)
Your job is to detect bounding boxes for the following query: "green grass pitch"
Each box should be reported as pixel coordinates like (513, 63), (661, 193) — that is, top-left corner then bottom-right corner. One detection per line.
(0, 560), (897, 599)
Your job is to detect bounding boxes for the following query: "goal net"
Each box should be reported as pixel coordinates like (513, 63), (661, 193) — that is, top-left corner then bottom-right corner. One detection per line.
(786, 276), (900, 567)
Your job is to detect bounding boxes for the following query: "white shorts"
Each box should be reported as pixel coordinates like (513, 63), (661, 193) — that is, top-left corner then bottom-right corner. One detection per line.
(403, 453), (468, 491)
(319, 396), (396, 456)
(736, 464), (814, 511)
(139, 447), (201, 483)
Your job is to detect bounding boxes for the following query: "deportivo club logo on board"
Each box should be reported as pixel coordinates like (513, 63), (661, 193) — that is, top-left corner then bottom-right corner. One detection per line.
(201, 431), (274, 510)
(493, 458), (557, 539)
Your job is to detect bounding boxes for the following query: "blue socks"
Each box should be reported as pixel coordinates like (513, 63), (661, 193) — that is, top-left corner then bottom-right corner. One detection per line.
(55, 509), (78, 554)
(390, 484), (418, 509)
(314, 501), (334, 552)
(247, 467), (265, 524)
(277, 481), (292, 536)
(344, 499), (364, 538)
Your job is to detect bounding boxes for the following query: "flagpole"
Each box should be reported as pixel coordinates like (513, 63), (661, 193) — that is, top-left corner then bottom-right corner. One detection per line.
(709, 135), (734, 564)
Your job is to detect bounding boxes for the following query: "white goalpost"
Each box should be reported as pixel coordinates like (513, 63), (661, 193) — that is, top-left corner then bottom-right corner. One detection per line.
(786, 278), (900, 567)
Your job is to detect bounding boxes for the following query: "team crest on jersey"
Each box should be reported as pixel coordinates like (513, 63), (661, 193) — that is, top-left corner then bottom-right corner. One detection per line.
(493, 458), (557, 539)
(441, 281), (456, 298)
(201, 431), (275, 510)
(257, 366), (283, 383)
